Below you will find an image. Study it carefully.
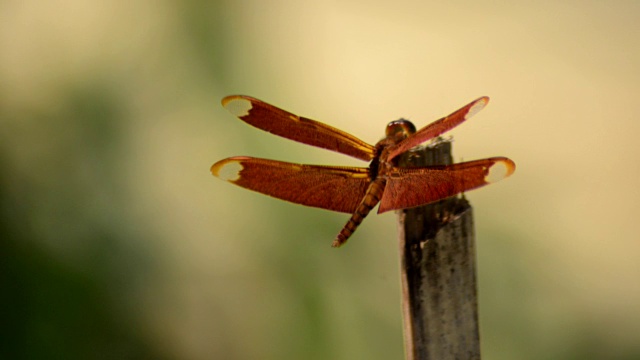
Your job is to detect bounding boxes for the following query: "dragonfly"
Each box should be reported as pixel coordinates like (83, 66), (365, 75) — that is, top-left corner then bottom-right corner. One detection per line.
(211, 95), (515, 247)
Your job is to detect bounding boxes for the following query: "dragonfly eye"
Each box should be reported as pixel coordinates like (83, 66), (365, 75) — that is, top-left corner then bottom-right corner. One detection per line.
(385, 119), (417, 139)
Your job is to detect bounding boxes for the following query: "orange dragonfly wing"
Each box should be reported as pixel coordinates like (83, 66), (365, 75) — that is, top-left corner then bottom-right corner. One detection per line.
(222, 95), (376, 162)
(211, 156), (371, 213)
(386, 97), (489, 161)
(378, 157), (515, 213)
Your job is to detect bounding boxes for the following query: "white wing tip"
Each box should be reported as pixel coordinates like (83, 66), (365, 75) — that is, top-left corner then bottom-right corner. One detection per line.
(222, 96), (253, 117)
(465, 96), (490, 120)
(485, 158), (515, 183)
(211, 158), (244, 182)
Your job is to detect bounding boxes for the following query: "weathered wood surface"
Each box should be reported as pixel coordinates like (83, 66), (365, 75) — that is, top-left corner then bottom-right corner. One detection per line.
(396, 140), (480, 360)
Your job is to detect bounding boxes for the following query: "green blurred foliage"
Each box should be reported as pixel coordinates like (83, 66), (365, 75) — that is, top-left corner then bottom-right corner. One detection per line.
(0, 84), (169, 359)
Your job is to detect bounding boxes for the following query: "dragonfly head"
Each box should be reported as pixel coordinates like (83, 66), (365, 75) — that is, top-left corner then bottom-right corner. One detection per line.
(385, 119), (416, 141)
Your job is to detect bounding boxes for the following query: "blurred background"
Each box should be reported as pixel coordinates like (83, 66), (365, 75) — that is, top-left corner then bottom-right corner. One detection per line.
(1, 1), (639, 359)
